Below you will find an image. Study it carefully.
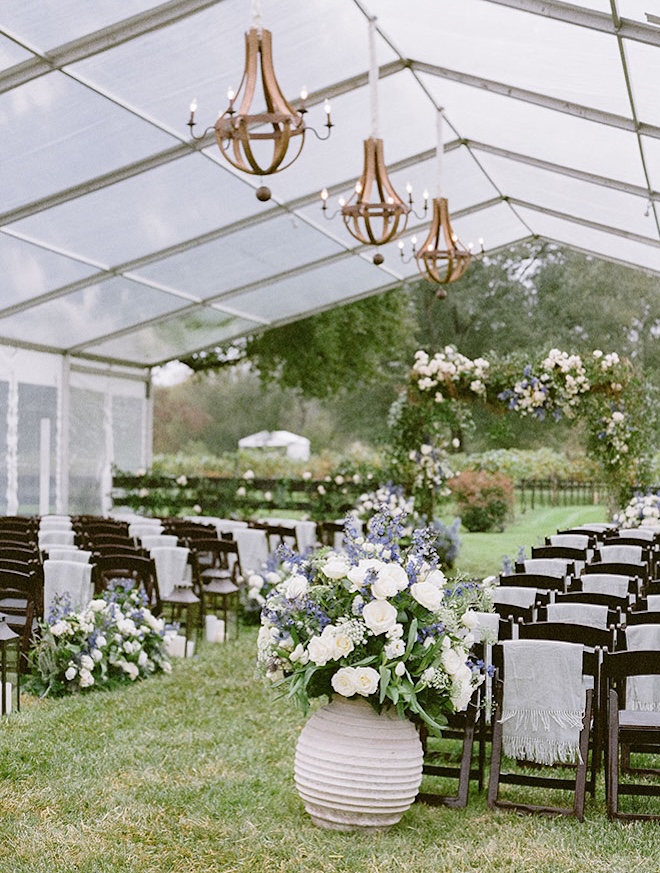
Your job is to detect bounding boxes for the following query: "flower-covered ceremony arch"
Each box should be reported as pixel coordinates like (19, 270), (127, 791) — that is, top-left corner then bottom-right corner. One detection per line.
(387, 346), (655, 518)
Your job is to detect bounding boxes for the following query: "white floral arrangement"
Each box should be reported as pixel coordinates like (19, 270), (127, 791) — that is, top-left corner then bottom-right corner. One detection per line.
(412, 347), (489, 403)
(498, 349), (590, 421)
(353, 482), (414, 522)
(408, 443), (454, 503)
(27, 581), (172, 697)
(614, 491), (660, 528)
(257, 508), (494, 729)
(241, 556), (288, 624)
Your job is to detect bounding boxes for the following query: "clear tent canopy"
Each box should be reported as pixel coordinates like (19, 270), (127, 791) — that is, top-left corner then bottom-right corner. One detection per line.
(1, 0), (660, 514)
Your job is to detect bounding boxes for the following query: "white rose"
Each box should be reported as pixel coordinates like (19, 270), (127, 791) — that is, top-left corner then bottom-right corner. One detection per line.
(65, 665), (77, 681)
(91, 648), (103, 663)
(347, 559), (384, 591)
(325, 628), (354, 659)
(394, 661), (406, 677)
(374, 563), (409, 597)
(307, 635), (334, 666)
(50, 621), (70, 637)
(89, 600), (107, 612)
(79, 669), (95, 688)
(461, 610), (479, 630)
(80, 654), (94, 672)
(410, 581), (443, 612)
(424, 569), (447, 590)
(353, 666), (380, 696)
(331, 667), (357, 697)
(442, 647), (467, 675)
(323, 555), (350, 580)
(371, 574), (399, 600)
(284, 574), (308, 600)
(362, 599), (398, 635)
(289, 643), (309, 665)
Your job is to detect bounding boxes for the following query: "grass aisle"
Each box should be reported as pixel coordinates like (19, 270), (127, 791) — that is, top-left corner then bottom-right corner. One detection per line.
(453, 504), (608, 579)
(2, 505), (659, 872)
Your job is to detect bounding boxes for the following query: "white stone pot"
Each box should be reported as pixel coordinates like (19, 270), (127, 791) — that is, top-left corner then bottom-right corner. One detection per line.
(294, 696), (424, 832)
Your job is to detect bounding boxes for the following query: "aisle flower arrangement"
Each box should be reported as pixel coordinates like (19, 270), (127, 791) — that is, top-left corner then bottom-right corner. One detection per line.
(27, 581), (172, 697)
(257, 508), (494, 730)
(241, 553), (288, 625)
(614, 491), (660, 528)
(353, 481), (414, 524)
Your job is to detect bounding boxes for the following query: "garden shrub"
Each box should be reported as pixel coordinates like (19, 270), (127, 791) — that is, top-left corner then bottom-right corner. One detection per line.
(448, 470), (515, 532)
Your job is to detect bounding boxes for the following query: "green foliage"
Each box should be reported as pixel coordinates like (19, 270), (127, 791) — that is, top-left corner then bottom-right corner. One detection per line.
(181, 289), (415, 401)
(390, 344), (656, 512)
(451, 447), (600, 483)
(448, 470), (516, 532)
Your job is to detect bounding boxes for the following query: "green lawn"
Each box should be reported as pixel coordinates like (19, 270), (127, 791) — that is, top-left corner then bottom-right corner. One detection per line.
(453, 503), (608, 579)
(3, 503), (659, 873)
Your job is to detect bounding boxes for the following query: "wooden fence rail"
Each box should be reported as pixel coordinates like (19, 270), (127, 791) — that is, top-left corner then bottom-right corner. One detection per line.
(113, 473), (606, 519)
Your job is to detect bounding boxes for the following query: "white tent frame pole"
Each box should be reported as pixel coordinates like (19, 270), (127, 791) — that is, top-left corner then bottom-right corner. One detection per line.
(57, 354), (70, 515)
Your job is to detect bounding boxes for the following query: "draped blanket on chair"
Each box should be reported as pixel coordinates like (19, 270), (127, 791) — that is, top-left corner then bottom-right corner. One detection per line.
(500, 639), (586, 765)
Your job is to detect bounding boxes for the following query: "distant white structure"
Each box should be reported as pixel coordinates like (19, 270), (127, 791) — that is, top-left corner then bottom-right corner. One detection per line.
(238, 430), (310, 461)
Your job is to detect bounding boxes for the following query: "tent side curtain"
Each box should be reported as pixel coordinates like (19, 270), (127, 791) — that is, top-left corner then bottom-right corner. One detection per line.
(0, 346), (150, 515)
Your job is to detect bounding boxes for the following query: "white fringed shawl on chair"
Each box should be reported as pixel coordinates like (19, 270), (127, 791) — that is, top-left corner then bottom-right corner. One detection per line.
(500, 639), (586, 765)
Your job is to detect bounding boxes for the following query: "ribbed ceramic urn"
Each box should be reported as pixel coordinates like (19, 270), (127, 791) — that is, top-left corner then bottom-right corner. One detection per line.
(294, 696), (424, 831)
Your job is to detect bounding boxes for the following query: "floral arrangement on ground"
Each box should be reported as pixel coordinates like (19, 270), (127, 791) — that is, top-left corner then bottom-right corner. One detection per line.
(614, 491), (660, 528)
(27, 581), (172, 697)
(257, 507), (495, 731)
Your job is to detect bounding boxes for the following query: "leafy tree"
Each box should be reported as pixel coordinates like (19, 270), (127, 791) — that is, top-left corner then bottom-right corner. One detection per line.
(181, 289), (416, 400)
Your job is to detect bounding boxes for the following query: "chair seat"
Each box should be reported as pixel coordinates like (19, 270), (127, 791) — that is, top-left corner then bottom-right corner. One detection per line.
(201, 568), (232, 580)
(162, 586), (200, 605)
(203, 579), (239, 595)
(620, 710), (660, 729)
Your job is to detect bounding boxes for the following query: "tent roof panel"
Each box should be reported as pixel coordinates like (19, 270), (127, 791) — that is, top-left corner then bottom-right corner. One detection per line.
(0, 231), (99, 307)
(0, 0), (658, 370)
(0, 1), (164, 50)
(84, 306), (261, 365)
(376, 0), (632, 116)
(0, 276), (189, 348)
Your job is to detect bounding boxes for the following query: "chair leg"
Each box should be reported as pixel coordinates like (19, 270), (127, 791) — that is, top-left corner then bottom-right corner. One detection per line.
(573, 688), (592, 822)
(417, 708), (477, 809)
(606, 689), (619, 820)
(487, 701), (503, 810)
